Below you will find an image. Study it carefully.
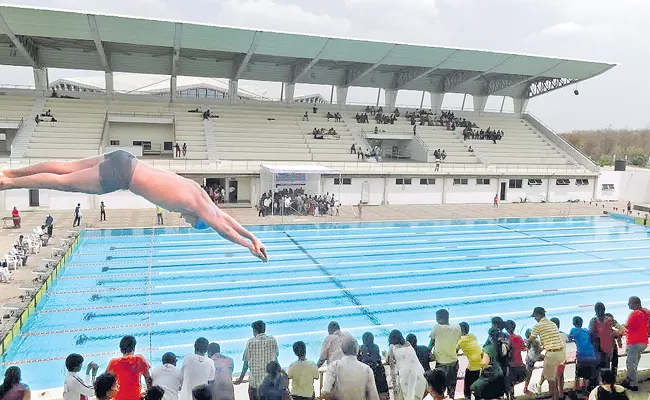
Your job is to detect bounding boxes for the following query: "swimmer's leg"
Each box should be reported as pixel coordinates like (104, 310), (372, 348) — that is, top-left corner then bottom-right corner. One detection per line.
(2, 155), (105, 178)
(0, 166), (103, 194)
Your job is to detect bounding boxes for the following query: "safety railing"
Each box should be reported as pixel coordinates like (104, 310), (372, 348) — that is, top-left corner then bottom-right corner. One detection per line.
(107, 111), (174, 119)
(0, 116), (24, 125)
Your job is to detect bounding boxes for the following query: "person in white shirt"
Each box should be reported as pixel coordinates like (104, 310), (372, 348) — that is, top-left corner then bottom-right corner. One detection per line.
(0, 262), (10, 282)
(63, 353), (98, 400)
(317, 321), (355, 367)
(151, 352), (182, 400)
(179, 338), (216, 400)
(321, 337), (379, 400)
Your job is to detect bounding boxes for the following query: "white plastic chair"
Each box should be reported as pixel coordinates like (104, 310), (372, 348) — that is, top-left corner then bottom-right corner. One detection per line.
(4, 254), (20, 271)
(0, 265), (10, 282)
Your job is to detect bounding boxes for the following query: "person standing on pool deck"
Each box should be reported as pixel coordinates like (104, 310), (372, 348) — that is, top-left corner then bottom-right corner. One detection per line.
(235, 320), (278, 400)
(179, 338), (215, 400)
(0, 150), (267, 262)
(318, 321), (355, 368)
(357, 200), (363, 219)
(428, 309), (462, 399)
(63, 353), (99, 400)
(494, 194), (499, 208)
(73, 203), (82, 227)
(106, 335), (151, 400)
(529, 307), (566, 400)
(589, 303), (624, 376)
(622, 296), (650, 391)
(100, 201), (106, 221)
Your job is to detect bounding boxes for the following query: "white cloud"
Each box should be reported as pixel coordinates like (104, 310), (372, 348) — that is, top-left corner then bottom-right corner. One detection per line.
(539, 21), (586, 36)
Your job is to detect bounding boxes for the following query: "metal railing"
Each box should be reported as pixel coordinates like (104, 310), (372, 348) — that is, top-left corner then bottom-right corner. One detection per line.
(107, 111), (175, 118)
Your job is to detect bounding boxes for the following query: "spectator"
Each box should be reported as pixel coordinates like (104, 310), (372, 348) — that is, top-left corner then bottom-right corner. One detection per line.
(144, 387), (166, 400)
(312, 105), (317, 114)
(156, 206), (164, 225)
(424, 369), (447, 400)
(94, 373), (117, 400)
(350, 143), (356, 154)
(44, 214), (54, 236)
(387, 330), (426, 400)
(318, 321), (355, 367)
(208, 343), (234, 400)
(468, 146), (474, 152)
(321, 337), (379, 400)
(73, 203), (82, 227)
(100, 201), (106, 221)
(589, 303), (624, 376)
(529, 307), (566, 400)
(406, 333), (431, 372)
(151, 352), (182, 400)
(179, 338), (216, 400)
(34, 115), (40, 124)
(588, 370), (628, 400)
(494, 194), (499, 208)
(523, 329), (542, 395)
(428, 309), (461, 399)
(505, 320), (526, 400)
(471, 328), (505, 400)
(550, 317), (569, 395)
(457, 322), (483, 400)
(303, 112), (309, 122)
(0, 367), (29, 400)
(358, 333), (389, 400)
(106, 335), (151, 400)
(175, 143), (182, 158)
(63, 354), (98, 400)
(182, 143), (187, 158)
(622, 296), (650, 391)
(0, 261), (10, 283)
(569, 317), (598, 396)
(257, 361), (289, 400)
(191, 386), (211, 400)
(11, 206), (20, 228)
(236, 320), (279, 400)
(357, 201), (363, 219)
(288, 341), (318, 400)
(627, 201), (632, 215)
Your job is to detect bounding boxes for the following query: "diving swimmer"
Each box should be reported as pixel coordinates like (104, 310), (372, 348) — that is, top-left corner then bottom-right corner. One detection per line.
(0, 150), (268, 262)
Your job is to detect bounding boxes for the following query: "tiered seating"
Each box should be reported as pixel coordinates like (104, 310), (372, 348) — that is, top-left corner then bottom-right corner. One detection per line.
(455, 112), (574, 165)
(107, 101), (208, 159)
(212, 105), (357, 162)
(25, 98), (105, 159)
(0, 95), (34, 125)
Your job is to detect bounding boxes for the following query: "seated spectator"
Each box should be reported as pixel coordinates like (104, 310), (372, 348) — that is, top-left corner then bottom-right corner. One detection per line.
(258, 361), (289, 400)
(188, 108), (200, 113)
(151, 352), (181, 400)
(374, 126), (378, 134)
(424, 369), (447, 400)
(107, 336), (151, 400)
(9, 245), (27, 267)
(208, 342), (234, 400)
(50, 117), (57, 123)
(0, 367), (29, 400)
(191, 386), (212, 400)
(303, 112), (309, 122)
(34, 115), (40, 124)
(44, 109), (52, 117)
(144, 386), (165, 400)
(441, 150), (447, 160)
(313, 105), (318, 114)
(51, 88), (59, 98)
(179, 338), (215, 400)
(588, 370), (628, 400)
(394, 107), (400, 117)
(64, 354), (99, 400)
(468, 146), (474, 153)
(326, 112), (333, 121)
(94, 373), (117, 400)
(355, 113), (361, 122)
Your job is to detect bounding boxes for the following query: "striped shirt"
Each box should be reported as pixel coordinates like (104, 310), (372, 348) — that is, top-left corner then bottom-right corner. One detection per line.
(531, 317), (566, 352)
(243, 333), (279, 388)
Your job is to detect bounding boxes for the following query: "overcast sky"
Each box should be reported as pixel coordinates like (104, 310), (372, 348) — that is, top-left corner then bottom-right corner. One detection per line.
(1, 0), (648, 132)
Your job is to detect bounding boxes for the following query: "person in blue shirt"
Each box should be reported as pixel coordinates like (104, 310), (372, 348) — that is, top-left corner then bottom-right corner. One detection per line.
(569, 316), (598, 396)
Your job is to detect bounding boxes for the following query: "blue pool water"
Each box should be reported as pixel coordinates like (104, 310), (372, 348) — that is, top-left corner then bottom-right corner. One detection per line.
(3, 216), (650, 390)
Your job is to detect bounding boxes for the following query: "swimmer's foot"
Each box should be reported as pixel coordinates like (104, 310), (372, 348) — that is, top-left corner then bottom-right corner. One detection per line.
(0, 167), (12, 178)
(0, 171), (9, 190)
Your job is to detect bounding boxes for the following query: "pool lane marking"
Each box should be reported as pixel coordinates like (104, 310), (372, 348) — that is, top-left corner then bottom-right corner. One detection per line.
(45, 265), (644, 299)
(282, 231), (385, 331)
(9, 297), (643, 367)
(20, 286), (650, 339)
(75, 228), (641, 256)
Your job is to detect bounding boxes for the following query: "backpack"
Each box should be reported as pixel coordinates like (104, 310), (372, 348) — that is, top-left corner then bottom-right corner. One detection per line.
(596, 386), (628, 400)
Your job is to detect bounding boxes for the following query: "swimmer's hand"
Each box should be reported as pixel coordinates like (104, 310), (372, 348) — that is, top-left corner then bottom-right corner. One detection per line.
(250, 240), (268, 263)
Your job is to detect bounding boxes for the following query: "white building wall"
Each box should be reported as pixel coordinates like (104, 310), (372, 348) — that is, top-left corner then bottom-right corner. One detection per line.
(502, 178), (549, 203)
(548, 178), (594, 202)
(445, 177), (497, 204)
(108, 122), (174, 153)
(385, 177), (442, 205)
(615, 170), (650, 203)
(322, 177), (385, 205)
(596, 171), (622, 202)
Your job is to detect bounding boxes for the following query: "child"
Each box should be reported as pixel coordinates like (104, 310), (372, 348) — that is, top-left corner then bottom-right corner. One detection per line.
(524, 329), (542, 395)
(505, 320), (527, 400)
(63, 353), (98, 400)
(457, 322), (483, 400)
(287, 341), (319, 400)
(550, 317), (570, 397)
(569, 316), (599, 397)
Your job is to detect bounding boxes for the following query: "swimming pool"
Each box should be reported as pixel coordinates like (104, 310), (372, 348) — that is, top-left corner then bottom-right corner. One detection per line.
(3, 215), (650, 390)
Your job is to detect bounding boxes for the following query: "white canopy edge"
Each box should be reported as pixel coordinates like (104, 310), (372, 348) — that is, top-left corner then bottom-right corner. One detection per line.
(261, 165), (339, 174)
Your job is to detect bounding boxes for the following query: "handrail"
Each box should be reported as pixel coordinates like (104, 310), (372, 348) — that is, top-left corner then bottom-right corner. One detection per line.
(107, 111), (174, 118)
(414, 133), (430, 154)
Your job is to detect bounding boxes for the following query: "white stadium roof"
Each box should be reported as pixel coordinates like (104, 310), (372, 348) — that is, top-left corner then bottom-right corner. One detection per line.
(0, 5), (617, 99)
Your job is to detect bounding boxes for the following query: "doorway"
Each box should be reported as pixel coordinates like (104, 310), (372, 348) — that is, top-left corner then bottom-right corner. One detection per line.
(228, 180), (238, 203)
(500, 182), (506, 201)
(361, 181), (370, 203)
(29, 189), (39, 207)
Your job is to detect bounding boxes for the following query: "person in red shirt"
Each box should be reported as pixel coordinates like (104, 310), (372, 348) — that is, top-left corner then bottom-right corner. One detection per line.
(11, 206), (20, 228)
(622, 296), (650, 391)
(106, 335), (151, 400)
(589, 303), (624, 375)
(505, 320), (526, 400)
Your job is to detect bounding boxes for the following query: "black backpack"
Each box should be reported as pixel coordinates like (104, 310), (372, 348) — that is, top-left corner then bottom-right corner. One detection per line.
(597, 387), (628, 400)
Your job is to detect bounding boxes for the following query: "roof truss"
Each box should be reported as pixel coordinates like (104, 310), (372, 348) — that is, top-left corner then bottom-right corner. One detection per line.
(0, 12), (38, 67)
(442, 70), (483, 92)
(527, 77), (577, 98)
(233, 31), (261, 81)
(344, 44), (397, 87)
(87, 15), (110, 72)
(290, 38), (330, 84)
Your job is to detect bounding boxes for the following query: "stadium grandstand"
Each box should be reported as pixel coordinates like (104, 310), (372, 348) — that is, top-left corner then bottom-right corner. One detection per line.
(4, 5), (650, 400)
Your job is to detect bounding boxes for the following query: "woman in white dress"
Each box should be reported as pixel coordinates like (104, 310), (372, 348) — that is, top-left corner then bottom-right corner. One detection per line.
(387, 330), (427, 400)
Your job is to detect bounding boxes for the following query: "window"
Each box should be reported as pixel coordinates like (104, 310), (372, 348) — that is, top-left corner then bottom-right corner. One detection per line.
(476, 178), (491, 185)
(163, 142), (173, 151)
(556, 179), (571, 186)
(453, 178), (468, 185)
(396, 178), (412, 185)
(334, 178), (351, 185)
(110, 140), (120, 146)
(419, 178), (436, 185)
(528, 179), (543, 186)
(509, 179), (522, 189)
(132, 141), (142, 146)
(576, 179), (589, 186)
(602, 183), (615, 190)
(198, 88), (207, 98)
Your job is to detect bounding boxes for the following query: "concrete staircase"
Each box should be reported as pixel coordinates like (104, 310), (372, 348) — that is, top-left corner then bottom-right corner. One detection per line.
(10, 97), (46, 158)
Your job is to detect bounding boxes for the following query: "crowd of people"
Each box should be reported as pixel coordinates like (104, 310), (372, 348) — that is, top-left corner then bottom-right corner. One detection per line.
(312, 128), (339, 140)
(258, 189), (339, 217)
(462, 127), (504, 144)
(1, 299), (647, 400)
(34, 109), (58, 124)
